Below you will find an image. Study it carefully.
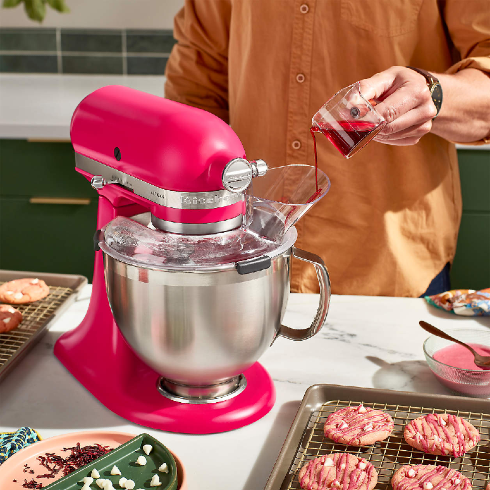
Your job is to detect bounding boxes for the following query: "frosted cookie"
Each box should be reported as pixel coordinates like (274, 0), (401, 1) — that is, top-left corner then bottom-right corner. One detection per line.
(299, 453), (377, 490)
(392, 465), (471, 490)
(324, 404), (394, 446)
(404, 413), (480, 457)
(0, 278), (49, 304)
(0, 305), (23, 333)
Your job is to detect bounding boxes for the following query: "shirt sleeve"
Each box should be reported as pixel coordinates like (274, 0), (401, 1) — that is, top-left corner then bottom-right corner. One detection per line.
(442, 0), (490, 144)
(164, 0), (231, 123)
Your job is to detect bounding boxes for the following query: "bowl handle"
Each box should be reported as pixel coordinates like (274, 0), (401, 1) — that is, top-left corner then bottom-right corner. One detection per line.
(277, 247), (331, 341)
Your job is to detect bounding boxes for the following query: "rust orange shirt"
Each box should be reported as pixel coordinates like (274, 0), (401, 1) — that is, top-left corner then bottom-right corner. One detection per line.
(164, 0), (490, 297)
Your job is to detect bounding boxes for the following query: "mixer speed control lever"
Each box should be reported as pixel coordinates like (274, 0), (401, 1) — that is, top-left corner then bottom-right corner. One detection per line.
(91, 175), (119, 190)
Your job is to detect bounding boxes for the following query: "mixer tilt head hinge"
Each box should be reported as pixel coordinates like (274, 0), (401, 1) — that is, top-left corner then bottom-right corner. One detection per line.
(222, 158), (268, 193)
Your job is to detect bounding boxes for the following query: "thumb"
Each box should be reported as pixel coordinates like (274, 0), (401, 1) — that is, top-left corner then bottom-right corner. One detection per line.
(358, 71), (397, 103)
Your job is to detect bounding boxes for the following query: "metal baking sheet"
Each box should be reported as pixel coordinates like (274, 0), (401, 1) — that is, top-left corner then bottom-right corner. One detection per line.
(0, 269), (87, 382)
(265, 384), (490, 490)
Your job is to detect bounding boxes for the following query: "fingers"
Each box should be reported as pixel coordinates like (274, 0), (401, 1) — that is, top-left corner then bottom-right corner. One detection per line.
(374, 103), (436, 142)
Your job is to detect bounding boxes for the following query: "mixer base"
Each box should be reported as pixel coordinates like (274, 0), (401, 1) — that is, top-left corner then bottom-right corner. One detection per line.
(55, 326), (275, 433)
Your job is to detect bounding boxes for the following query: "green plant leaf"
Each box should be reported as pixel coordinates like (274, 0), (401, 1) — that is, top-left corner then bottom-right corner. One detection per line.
(2, 0), (23, 8)
(46, 0), (70, 13)
(24, 0), (46, 22)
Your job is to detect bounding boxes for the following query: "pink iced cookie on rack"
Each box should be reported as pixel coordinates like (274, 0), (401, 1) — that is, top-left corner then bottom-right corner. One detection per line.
(298, 452), (377, 490)
(392, 465), (471, 490)
(0, 278), (49, 304)
(404, 413), (480, 457)
(323, 404), (394, 446)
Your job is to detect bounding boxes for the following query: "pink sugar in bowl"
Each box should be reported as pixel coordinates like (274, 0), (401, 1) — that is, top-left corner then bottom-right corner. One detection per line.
(424, 328), (490, 398)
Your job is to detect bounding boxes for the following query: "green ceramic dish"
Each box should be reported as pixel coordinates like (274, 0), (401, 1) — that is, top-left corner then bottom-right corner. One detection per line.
(43, 433), (178, 490)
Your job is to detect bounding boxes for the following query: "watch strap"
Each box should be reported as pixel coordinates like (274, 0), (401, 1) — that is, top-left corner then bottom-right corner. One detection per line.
(406, 66), (443, 117)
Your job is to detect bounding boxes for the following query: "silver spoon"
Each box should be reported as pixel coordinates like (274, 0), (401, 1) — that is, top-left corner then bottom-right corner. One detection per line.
(419, 321), (490, 370)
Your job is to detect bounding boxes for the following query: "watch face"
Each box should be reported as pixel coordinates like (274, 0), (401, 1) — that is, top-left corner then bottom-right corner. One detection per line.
(431, 84), (443, 114)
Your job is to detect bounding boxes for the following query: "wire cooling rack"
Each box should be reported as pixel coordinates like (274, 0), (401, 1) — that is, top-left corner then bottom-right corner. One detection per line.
(265, 385), (490, 490)
(0, 271), (87, 381)
(286, 399), (489, 490)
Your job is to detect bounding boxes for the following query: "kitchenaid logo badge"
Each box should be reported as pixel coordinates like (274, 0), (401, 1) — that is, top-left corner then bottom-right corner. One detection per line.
(150, 190), (166, 201)
(180, 193), (234, 207)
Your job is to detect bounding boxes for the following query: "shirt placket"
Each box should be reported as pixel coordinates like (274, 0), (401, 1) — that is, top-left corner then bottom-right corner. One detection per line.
(286, 0), (316, 167)
(285, 0), (316, 257)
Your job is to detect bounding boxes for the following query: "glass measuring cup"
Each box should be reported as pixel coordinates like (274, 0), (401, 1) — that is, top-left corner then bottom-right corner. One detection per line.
(246, 165), (330, 243)
(312, 82), (386, 159)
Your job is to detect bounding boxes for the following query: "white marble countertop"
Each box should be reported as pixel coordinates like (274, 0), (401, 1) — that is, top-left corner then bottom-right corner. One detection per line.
(0, 286), (489, 489)
(0, 74), (165, 140)
(0, 74), (489, 149)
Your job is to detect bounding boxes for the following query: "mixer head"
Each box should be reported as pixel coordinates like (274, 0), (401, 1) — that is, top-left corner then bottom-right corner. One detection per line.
(70, 85), (267, 234)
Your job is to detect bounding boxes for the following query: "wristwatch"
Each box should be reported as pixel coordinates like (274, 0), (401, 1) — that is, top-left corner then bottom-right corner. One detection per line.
(406, 66), (443, 118)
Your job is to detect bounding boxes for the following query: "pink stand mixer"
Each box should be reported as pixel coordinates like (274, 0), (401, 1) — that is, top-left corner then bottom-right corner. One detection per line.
(55, 86), (332, 434)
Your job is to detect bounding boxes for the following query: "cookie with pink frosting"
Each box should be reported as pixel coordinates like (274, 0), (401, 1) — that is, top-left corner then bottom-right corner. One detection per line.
(298, 452), (377, 490)
(323, 404), (394, 446)
(404, 413), (480, 457)
(392, 465), (471, 490)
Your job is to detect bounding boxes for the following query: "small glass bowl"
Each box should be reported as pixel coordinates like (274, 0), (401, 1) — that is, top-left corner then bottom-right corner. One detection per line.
(424, 328), (490, 397)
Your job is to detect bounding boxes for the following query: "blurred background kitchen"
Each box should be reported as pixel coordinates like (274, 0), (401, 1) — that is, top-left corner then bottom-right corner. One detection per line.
(0, 0), (488, 289)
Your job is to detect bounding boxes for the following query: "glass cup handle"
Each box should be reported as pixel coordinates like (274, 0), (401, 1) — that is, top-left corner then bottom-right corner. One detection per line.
(278, 247), (331, 341)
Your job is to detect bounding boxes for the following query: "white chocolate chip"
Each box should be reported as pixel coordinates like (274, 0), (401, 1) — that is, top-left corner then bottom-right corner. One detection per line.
(332, 480), (341, 488)
(408, 469), (416, 478)
(14, 292), (23, 299)
(82, 477), (94, 485)
(91, 469), (100, 479)
(2, 317), (10, 323)
(103, 481), (114, 490)
(96, 479), (106, 489)
(363, 423), (373, 431)
(125, 481), (135, 490)
(31, 279), (39, 284)
(142, 444), (153, 455)
(340, 463), (346, 469)
(119, 477), (128, 488)
(453, 479), (461, 485)
(110, 465), (121, 475)
(81, 485), (91, 490)
(358, 404), (367, 413)
(136, 455), (147, 466)
(424, 483), (433, 490)
(358, 462), (367, 470)
(6, 291), (13, 295)
(339, 421), (348, 429)
(433, 435), (440, 442)
(8, 307), (15, 313)
(150, 474), (162, 486)
(323, 458), (334, 467)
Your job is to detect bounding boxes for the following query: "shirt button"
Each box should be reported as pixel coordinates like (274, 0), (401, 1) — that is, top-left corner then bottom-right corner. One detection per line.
(296, 73), (305, 83)
(300, 4), (309, 13)
(292, 140), (301, 150)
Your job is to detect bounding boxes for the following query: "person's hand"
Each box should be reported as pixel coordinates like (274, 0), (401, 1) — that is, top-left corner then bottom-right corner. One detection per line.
(358, 66), (438, 146)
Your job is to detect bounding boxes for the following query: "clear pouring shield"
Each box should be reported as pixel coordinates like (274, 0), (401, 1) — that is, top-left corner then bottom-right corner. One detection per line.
(247, 165), (330, 242)
(312, 81), (386, 159)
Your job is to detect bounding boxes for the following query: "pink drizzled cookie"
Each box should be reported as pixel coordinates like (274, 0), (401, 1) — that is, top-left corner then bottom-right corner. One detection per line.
(404, 413), (480, 457)
(392, 465), (471, 490)
(298, 452), (377, 490)
(324, 404), (394, 446)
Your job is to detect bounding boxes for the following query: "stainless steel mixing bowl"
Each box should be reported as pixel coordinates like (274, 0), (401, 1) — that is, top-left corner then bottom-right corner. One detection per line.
(100, 227), (330, 403)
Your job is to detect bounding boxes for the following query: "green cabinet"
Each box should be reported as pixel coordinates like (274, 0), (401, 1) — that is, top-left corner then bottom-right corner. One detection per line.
(451, 149), (490, 290)
(0, 139), (98, 281)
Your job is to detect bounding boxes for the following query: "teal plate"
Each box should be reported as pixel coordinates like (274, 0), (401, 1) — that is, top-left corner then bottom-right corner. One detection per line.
(42, 433), (178, 490)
